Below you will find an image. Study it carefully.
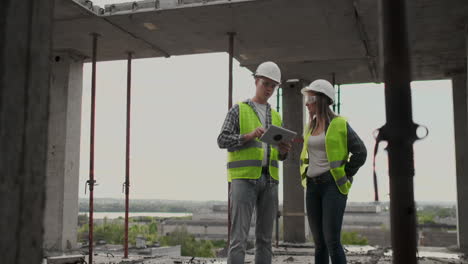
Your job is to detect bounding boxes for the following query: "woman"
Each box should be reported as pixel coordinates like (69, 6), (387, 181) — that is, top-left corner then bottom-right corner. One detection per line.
(299, 79), (367, 264)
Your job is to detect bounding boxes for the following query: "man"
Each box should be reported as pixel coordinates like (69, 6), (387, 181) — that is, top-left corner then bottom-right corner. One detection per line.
(217, 61), (292, 264)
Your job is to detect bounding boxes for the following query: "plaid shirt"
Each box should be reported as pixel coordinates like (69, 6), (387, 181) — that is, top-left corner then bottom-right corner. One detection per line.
(217, 99), (287, 181)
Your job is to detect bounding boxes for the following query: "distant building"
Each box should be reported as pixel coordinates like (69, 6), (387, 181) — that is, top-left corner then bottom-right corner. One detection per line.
(161, 203), (457, 247)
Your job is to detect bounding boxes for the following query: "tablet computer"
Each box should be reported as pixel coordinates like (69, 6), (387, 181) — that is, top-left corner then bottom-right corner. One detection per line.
(259, 125), (297, 145)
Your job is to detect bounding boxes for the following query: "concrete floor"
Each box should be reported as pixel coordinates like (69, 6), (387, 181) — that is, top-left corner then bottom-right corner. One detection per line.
(48, 245), (468, 264)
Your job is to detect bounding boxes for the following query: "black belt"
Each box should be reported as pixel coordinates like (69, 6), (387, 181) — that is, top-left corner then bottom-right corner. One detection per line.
(308, 171), (333, 184)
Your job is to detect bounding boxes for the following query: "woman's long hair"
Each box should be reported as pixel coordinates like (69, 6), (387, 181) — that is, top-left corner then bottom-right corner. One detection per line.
(308, 93), (337, 132)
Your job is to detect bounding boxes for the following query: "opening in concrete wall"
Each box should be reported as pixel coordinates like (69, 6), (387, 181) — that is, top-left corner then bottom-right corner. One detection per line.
(78, 53), (283, 203)
(76, 52), (458, 250)
(336, 80), (456, 204)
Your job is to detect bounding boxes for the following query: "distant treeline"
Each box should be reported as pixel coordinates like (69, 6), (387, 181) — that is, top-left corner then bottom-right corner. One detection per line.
(77, 217), (223, 257)
(78, 198), (226, 213)
(79, 203), (188, 212)
(417, 205), (457, 225)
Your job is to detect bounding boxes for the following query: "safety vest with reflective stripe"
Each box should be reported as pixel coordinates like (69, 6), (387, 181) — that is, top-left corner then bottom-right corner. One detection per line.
(227, 102), (282, 182)
(299, 117), (352, 194)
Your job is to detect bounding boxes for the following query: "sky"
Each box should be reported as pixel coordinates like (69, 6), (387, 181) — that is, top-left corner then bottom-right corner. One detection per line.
(77, 52), (457, 203)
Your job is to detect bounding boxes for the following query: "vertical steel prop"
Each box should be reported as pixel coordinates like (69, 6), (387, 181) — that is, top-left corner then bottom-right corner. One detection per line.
(228, 32), (235, 109)
(379, 0), (425, 262)
(227, 32), (235, 249)
(332, 73), (336, 112)
(331, 73), (341, 114)
(276, 87), (281, 113)
(276, 87), (281, 248)
(337, 84), (341, 114)
(123, 52), (133, 258)
(87, 33), (99, 264)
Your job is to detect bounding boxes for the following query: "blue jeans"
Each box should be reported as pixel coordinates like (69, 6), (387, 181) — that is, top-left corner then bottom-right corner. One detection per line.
(306, 171), (348, 264)
(228, 169), (278, 264)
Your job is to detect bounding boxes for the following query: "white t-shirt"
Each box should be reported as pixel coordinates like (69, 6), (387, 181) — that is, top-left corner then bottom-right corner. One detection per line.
(306, 132), (331, 177)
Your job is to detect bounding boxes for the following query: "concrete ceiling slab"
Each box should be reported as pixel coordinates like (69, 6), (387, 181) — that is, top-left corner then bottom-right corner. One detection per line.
(53, 0), (468, 84)
(54, 0), (94, 20)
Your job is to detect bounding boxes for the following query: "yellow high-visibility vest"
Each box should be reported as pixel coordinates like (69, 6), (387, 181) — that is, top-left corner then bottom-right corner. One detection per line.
(300, 117), (351, 194)
(227, 102), (282, 182)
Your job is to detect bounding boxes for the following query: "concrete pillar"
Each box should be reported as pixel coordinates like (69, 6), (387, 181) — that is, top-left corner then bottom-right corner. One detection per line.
(282, 79), (307, 243)
(452, 71), (468, 254)
(0, 1), (54, 263)
(451, 29), (468, 255)
(43, 52), (84, 253)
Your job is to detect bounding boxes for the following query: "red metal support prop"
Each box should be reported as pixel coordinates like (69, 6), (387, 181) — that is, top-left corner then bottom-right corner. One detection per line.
(227, 32), (235, 250)
(123, 52), (133, 258)
(87, 32), (99, 264)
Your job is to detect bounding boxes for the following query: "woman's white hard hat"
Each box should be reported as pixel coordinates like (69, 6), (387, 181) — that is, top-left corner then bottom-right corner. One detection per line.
(254, 61), (281, 84)
(301, 79), (335, 104)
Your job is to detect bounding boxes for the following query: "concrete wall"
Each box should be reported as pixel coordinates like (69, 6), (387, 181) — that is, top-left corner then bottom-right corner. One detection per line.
(163, 216), (456, 247)
(43, 52), (84, 252)
(309, 227), (456, 248)
(192, 212), (228, 221)
(149, 245), (181, 257)
(343, 212), (390, 227)
(419, 230), (458, 247)
(342, 227), (392, 247)
(0, 1), (54, 263)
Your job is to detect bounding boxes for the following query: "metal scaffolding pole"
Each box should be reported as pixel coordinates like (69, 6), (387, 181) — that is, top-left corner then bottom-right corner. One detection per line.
(87, 33), (99, 264)
(380, 0), (418, 263)
(332, 73), (336, 112)
(227, 32), (235, 249)
(276, 87), (281, 248)
(337, 84), (341, 114)
(276, 87), (281, 113)
(228, 32), (235, 110)
(331, 73), (341, 114)
(123, 52), (133, 259)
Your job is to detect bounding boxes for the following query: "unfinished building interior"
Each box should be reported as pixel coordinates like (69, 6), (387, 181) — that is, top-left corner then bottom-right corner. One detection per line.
(1, 0), (468, 263)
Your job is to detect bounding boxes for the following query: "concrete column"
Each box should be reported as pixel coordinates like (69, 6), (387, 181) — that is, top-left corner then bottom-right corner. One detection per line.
(282, 79), (307, 243)
(452, 71), (468, 254)
(0, 1), (54, 263)
(43, 52), (84, 253)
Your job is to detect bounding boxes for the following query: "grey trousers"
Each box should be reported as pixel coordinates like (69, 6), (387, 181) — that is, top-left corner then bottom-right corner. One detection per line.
(227, 170), (278, 264)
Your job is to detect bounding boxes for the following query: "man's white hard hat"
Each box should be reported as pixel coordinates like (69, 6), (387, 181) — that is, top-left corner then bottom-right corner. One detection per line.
(254, 61), (281, 84)
(301, 79), (335, 104)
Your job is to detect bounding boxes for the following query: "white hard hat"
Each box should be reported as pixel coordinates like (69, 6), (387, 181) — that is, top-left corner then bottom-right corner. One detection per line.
(301, 79), (335, 104)
(254, 61), (281, 83)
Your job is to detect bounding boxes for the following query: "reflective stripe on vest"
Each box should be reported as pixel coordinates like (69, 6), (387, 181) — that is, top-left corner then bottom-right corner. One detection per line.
(330, 160), (346, 169)
(335, 175), (349, 186)
(227, 159), (279, 169)
(299, 117), (351, 194)
(227, 102), (282, 182)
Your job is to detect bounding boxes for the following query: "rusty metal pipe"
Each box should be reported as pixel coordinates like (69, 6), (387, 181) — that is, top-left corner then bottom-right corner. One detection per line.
(88, 32), (99, 264)
(123, 52), (133, 258)
(228, 32), (235, 109)
(227, 31), (235, 249)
